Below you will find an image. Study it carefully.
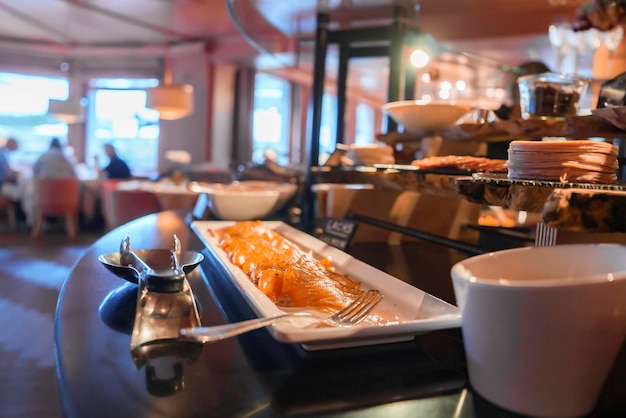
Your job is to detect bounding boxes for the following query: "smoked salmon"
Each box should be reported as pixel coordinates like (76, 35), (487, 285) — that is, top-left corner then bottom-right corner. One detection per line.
(210, 221), (362, 312)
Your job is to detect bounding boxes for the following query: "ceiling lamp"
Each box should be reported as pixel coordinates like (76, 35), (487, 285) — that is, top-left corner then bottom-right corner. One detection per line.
(48, 98), (85, 124)
(146, 84), (194, 120)
(146, 52), (194, 120)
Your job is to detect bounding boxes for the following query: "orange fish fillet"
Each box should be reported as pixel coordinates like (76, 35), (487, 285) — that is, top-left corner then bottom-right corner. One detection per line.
(210, 221), (362, 312)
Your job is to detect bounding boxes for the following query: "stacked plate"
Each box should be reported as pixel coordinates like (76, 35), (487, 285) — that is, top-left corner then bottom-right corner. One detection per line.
(507, 140), (619, 184)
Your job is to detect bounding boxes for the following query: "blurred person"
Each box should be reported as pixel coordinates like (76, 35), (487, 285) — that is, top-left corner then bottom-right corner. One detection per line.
(0, 137), (19, 181)
(21, 138), (77, 227)
(0, 137), (21, 199)
(0, 137), (29, 226)
(32, 138), (77, 179)
(95, 143), (131, 179)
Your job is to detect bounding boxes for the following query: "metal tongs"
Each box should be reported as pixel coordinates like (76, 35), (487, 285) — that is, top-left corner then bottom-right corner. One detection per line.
(119, 235), (154, 277)
(98, 235), (205, 397)
(98, 235), (203, 356)
(98, 235), (204, 284)
(119, 234), (183, 279)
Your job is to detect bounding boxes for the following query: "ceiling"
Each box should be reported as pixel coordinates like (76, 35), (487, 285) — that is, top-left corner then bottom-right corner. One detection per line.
(0, 0), (596, 102)
(0, 0), (255, 57)
(0, 0), (585, 56)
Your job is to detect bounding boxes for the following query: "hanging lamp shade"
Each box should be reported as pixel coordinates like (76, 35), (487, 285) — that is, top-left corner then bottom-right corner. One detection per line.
(146, 84), (194, 120)
(48, 98), (85, 124)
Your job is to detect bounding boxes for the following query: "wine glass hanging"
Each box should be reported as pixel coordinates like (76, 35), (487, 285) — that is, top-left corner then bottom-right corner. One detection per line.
(549, 20), (623, 78)
(603, 25), (624, 78)
(548, 23), (569, 73)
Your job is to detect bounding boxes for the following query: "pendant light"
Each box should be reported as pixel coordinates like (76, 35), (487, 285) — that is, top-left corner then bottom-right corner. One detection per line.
(146, 50), (194, 120)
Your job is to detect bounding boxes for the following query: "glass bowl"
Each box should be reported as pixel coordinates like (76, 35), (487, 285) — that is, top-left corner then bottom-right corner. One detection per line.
(517, 72), (589, 120)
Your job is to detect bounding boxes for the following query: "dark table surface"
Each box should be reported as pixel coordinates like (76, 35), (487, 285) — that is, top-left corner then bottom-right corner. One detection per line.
(55, 211), (626, 417)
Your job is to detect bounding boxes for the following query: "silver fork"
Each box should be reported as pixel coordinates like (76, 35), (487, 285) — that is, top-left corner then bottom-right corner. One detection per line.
(179, 289), (383, 343)
(535, 221), (558, 247)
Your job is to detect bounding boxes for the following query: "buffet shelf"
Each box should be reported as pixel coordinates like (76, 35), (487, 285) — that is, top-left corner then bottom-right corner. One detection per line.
(312, 165), (626, 234)
(311, 165), (466, 199)
(375, 107), (626, 145)
(455, 173), (626, 210)
(359, 106), (626, 235)
(313, 101), (626, 233)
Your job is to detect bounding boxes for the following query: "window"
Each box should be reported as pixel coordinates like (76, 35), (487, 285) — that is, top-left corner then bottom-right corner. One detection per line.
(355, 102), (375, 146)
(86, 78), (160, 176)
(252, 73), (290, 165)
(0, 72), (69, 166)
(318, 93), (337, 164)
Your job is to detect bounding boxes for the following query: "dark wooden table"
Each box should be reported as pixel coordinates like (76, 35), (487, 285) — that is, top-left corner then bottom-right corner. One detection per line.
(54, 211), (626, 417)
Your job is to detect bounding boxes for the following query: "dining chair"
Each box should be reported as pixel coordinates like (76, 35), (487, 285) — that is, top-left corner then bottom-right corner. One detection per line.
(30, 177), (81, 240)
(104, 186), (161, 230)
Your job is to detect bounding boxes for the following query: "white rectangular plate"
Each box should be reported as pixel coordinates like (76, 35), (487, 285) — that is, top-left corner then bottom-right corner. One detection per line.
(191, 221), (461, 350)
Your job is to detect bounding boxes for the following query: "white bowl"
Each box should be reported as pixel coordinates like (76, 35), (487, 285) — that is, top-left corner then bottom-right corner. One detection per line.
(382, 100), (473, 132)
(203, 184), (280, 221)
(346, 144), (395, 165)
(189, 181), (294, 220)
(451, 244), (626, 417)
(232, 181), (297, 213)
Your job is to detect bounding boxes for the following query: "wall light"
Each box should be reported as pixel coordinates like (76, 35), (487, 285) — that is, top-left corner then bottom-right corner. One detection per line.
(48, 98), (85, 124)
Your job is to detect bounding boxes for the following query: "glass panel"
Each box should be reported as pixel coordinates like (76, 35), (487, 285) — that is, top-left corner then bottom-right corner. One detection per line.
(355, 102), (375, 146)
(252, 73), (290, 165)
(86, 79), (160, 176)
(319, 93), (337, 164)
(0, 72), (69, 167)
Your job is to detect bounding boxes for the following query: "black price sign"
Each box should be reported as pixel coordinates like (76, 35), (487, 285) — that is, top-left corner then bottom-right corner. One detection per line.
(314, 217), (358, 251)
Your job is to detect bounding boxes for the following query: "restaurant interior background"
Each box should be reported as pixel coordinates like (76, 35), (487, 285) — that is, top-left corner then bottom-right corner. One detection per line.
(0, 2), (624, 417)
(1, 0), (624, 182)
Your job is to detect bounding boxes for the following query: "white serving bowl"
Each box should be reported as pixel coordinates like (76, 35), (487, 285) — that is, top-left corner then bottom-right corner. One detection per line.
(232, 180), (298, 213)
(382, 100), (474, 132)
(346, 144), (395, 165)
(188, 181), (296, 220)
(207, 186), (279, 221)
(451, 244), (626, 417)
